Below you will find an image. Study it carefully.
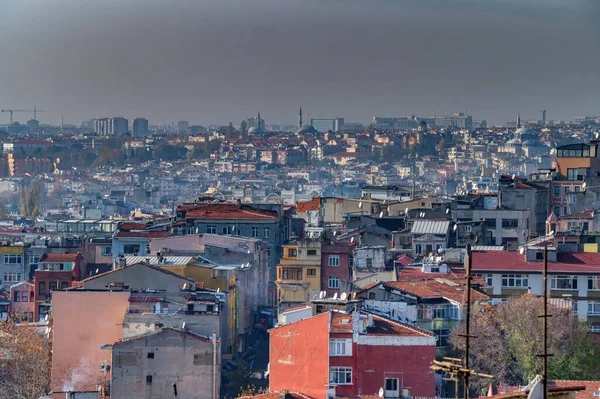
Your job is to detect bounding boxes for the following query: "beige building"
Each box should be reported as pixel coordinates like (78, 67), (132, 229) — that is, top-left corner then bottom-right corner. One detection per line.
(276, 241), (322, 310)
(108, 328), (220, 399)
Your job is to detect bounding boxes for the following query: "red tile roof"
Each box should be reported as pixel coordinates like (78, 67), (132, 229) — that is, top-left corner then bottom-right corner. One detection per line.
(552, 381), (600, 399)
(383, 279), (489, 304)
(368, 313), (437, 337)
(560, 209), (594, 220)
(296, 198), (320, 213)
(40, 253), (80, 262)
(181, 204), (277, 219)
(395, 254), (415, 267)
(238, 393), (314, 399)
(118, 222), (148, 231)
(330, 312), (353, 333)
(471, 251), (600, 273)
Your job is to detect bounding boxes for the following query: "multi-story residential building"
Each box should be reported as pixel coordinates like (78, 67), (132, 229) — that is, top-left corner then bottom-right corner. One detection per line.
(471, 247), (600, 331)
(321, 242), (355, 297)
(33, 253), (85, 320)
(0, 245), (25, 289)
(276, 241), (321, 310)
(9, 281), (35, 322)
(269, 310), (437, 399)
(176, 201), (290, 280)
(108, 328), (220, 399)
(177, 120), (189, 134)
(133, 117), (149, 137)
(410, 220), (451, 257)
(499, 176), (549, 237)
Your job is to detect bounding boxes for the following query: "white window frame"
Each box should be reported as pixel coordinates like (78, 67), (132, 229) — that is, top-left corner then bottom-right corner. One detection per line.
(329, 367), (352, 385)
(485, 274), (493, 287)
(591, 325), (600, 333)
(465, 225), (472, 232)
(3, 254), (22, 264)
(251, 227), (259, 238)
(588, 276), (600, 291)
(3, 273), (22, 283)
(328, 255), (340, 267)
(551, 275), (578, 290)
(501, 274), (528, 288)
(588, 301), (600, 316)
(101, 246), (112, 256)
(263, 228), (270, 239)
(328, 276), (340, 289)
(206, 225), (217, 234)
(330, 338), (352, 356)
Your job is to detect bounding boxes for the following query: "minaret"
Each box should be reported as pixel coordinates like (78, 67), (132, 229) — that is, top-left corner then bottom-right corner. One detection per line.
(517, 113), (521, 128)
(257, 112), (261, 127)
(299, 107), (303, 129)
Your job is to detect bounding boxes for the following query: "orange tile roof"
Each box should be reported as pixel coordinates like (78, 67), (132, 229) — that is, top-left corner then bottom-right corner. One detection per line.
(552, 381), (600, 399)
(383, 280), (488, 304)
(330, 311), (353, 333)
(182, 204), (278, 219)
(115, 231), (172, 238)
(118, 222), (148, 231)
(296, 198), (320, 213)
(368, 313), (437, 337)
(238, 392), (314, 399)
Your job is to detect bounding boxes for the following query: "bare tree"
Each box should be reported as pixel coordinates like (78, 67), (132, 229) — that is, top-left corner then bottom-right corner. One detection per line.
(0, 319), (50, 399)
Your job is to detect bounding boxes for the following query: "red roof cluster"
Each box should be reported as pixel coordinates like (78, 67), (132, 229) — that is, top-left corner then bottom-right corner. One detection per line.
(296, 198), (320, 213)
(40, 253), (80, 263)
(115, 231), (171, 238)
(383, 279), (489, 304)
(471, 251), (600, 273)
(181, 203), (278, 219)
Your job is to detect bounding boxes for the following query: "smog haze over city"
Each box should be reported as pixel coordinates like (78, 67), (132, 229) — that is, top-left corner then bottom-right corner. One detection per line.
(1, 0), (600, 125)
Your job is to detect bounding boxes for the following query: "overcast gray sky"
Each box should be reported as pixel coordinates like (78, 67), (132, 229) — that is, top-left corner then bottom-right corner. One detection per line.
(0, 0), (599, 126)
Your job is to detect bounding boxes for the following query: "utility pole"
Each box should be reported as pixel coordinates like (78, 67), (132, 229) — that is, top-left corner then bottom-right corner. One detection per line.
(463, 243), (473, 399)
(538, 245), (552, 399)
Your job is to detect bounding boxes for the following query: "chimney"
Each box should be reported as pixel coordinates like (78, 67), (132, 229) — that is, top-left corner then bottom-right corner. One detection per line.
(118, 256), (126, 269)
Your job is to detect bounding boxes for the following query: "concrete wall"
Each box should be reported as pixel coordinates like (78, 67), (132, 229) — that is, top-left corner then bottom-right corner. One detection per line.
(50, 291), (130, 393)
(123, 313), (222, 341)
(269, 312), (330, 399)
(111, 329), (219, 399)
(83, 264), (194, 291)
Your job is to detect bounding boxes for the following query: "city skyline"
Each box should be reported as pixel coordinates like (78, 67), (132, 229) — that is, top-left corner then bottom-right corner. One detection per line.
(1, 0), (600, 126)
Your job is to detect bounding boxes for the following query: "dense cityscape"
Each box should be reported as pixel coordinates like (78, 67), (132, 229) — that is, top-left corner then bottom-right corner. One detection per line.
(2, 0), (600, 399)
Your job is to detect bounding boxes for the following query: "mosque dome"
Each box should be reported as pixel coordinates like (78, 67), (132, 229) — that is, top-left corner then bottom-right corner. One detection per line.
(296, 125), (318, 134)
(248, 125), (265, 134)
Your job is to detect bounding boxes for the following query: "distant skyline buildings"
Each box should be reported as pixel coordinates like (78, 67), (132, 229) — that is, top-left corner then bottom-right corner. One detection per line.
(93, 117), (128, 136)
(133, 118), (149, 137)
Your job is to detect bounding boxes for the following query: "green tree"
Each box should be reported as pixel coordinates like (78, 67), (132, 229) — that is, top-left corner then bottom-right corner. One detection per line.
(240, 120), (248, 139)
(19, 181), (44, 219)
(450, 294), (600, 394)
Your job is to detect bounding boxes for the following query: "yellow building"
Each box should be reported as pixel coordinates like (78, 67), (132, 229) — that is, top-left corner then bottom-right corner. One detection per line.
(275, 241), (321, 309)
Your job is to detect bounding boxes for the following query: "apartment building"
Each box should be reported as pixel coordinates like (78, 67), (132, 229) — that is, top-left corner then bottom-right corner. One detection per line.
(471, 247), (600, 331)
(276, 241), (321, 310)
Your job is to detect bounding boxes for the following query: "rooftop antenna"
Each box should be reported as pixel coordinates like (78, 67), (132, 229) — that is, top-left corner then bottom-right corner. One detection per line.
(333, 292), (338, 300)
(539, 245), (552, 399)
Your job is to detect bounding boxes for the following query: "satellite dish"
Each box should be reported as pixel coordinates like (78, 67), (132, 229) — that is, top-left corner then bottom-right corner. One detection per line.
(453, 224), (457, 231)
(583, 182), (587, 189)
(446, 208), (450, 214)
(182, 322), (186, 329)
(379, 211), (384, 218)
(379, 387), (385, 398)
(340, 292), (347, 300)
(44, 314), (49, 322)
(333, 231), (337, 236)
(95, 268), (99, 274)
(333, 292), (338, 300)
(350, 237), (355, 243)
(196, 228), (199, 234)
(511, 173), (516, 179)
(216, 287), (220, 292)
(231, 225), (236, 232)
(405, 207), (409, 214)
(519, 247), (525, 255)
(358, 201), (363, 209)
(319, 291), (326, 299)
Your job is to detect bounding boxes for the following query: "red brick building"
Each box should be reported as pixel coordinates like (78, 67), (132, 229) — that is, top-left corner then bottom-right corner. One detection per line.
(269, 310), (437, 399)
(33, 253), (85, 321)
(321, 242), (355, 296)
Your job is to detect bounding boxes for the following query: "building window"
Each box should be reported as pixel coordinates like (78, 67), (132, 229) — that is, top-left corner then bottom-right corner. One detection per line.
(553, 185), (560, 198)
(123, 244), (141, 255)
(21, 291), (28, 302)
(330, 338), (352, 356)
(551, 275), (578, 290)
(465, 225), (472, 232)
(222, 226), (232, 235)
(484, 274), (493, 286)
(588, 301), (600, 315)
(146, 375), (152, 384)
(307, 249), (317, 256)
(573, 301), (578, 315)
(366, 258), (373, 268)
(101, 246), (112, 256)
(588, 276), (600, 290)
(328, 276), (340, 289)
(501, 219), (519, 228)
(486, 219), (496, 229)
(61, 281), (69, 289)
(39, 282), (46, 295)
(328, 255), (340, 267)
(385, 378), (399, 393)
(49, 281), (58, 292)
(329, 367), (352, 385)
(501, 274), (529, 288)
(554, 207), (560, 216)
(287, 248), (297, 257)
(263, 228), (270, 239)
(436, 329), (450, 348)
(567, 168), (577, 181)
(251, 227), (259, 237)
(591, 325), (600, 333)
(368, 292), (376, 300)
(3, 254), (22, 264)
(307, 269), (316, 276)
(206, 225), (217, 234)
(3, 273), (22, 283)
(281, 268), (302, 280)
(29, 255), (40, 269)
(147, 352), (155, 359)
(13, 291), (20, 302)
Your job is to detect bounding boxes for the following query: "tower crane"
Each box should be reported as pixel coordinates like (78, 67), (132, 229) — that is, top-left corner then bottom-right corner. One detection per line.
(1, 107), (49, 124)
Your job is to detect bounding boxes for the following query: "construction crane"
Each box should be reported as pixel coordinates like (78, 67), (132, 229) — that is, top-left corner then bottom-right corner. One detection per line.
(1, 107), (49, 124)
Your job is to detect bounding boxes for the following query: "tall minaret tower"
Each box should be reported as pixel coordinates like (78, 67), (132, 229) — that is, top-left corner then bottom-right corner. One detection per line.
(517, 112), (521, 128)
(258, 111), (261, 127)
(298, 107), (303, 129)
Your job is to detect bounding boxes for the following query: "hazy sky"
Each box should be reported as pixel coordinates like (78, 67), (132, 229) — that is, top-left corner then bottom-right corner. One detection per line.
(1, 0), (599, 126)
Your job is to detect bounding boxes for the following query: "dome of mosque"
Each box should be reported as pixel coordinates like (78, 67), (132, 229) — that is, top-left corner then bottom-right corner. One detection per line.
(248, 125), (265, 134)
(296, 125), (318, 134)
